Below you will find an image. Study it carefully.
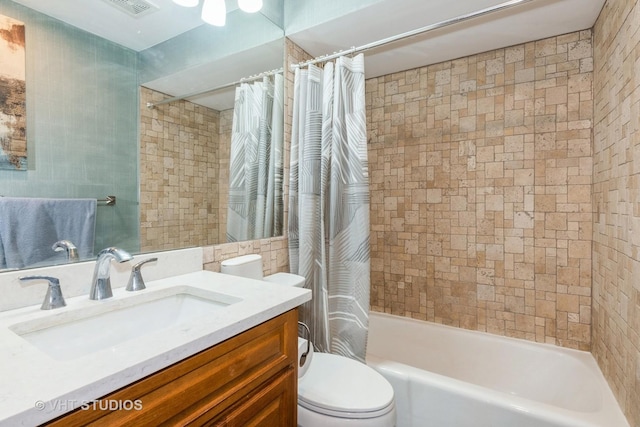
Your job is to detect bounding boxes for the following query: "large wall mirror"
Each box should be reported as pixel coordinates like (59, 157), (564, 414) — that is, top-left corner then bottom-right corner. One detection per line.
(0, 0), (285, 271)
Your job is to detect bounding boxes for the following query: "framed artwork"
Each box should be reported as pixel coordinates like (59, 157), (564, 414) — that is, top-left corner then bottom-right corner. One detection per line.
(0, 14), (26, 171)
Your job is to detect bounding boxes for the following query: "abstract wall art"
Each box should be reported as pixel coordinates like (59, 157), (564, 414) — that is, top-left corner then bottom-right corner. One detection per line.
(0, 14), (26, 171)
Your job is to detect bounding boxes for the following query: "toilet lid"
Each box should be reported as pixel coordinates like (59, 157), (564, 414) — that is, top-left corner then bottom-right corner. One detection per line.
(298, 352), (395, 418)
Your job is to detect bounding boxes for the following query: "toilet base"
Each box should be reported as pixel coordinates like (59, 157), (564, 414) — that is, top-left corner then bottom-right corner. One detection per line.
(297, 401), (396, 427)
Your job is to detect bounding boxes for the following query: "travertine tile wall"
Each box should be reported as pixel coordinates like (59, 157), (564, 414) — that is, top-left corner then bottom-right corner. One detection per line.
(139, 86), (288, 274)
(367, 31), (594, 350)
(592, 0), (640, 424)
(139, 87), (221, 251)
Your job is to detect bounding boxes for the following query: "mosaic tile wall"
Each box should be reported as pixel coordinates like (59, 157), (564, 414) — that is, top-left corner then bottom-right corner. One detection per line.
(139, 87), (221, 252)
(592, 0), (640, 423)
(367, 31), (594, 351)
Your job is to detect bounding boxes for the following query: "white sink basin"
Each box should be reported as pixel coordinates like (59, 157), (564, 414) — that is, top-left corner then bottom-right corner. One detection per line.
(9, 286), (242, 361)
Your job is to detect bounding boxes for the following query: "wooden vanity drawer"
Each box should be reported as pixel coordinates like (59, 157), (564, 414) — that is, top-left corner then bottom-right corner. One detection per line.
(44, 309), (298, 427)
(201, 367), (295, 427)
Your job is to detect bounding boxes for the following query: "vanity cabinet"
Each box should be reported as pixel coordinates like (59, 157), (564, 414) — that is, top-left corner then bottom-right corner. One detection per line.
(44, 309), (298, 427)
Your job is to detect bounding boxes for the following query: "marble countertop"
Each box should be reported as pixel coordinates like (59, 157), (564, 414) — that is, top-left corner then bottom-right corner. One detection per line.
(0, 270), (311, 426)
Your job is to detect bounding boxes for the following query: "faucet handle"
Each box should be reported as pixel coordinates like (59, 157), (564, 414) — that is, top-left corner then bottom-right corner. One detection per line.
(126, 257), (158, 292)
(19, 276), (66, 310)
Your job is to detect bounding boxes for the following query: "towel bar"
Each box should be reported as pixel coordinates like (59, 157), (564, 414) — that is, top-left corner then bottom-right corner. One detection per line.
(1, 195), (116, 206)
(98, 196), (116, 206)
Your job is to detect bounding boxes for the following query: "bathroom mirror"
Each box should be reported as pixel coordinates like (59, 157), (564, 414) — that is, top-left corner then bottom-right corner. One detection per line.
(0, 0), (285, 270)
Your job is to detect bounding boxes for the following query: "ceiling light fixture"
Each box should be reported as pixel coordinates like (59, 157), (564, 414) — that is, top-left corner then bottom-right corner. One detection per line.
(174, 0), (262, 26)
(172, 0), (199, 7)
(201, 0), (226, 26)
(238, 0), (263, 13)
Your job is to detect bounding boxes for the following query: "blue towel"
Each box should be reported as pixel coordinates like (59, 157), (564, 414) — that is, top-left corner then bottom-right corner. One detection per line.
(0, 197), (97, 269)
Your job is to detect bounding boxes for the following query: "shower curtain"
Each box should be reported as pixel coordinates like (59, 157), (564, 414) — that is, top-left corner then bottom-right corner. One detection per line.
(227, 74), (284, 242)
(289, 54), (370, 361)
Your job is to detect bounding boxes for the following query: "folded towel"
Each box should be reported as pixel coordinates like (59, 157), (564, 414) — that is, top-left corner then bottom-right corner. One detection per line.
(0, 197), (97, 269)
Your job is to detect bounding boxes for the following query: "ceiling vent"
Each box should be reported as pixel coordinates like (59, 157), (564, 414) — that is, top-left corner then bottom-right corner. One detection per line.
(101, 0), (159, 18)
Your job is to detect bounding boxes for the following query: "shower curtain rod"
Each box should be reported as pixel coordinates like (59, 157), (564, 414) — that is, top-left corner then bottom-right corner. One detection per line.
(290, 0), (534, 70)
(146, 67), (284, 109)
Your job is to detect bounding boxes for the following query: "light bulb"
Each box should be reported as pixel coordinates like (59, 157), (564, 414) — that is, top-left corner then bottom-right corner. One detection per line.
(202, 0), (226, 26)
(173, 0), (199, 7)
(238, 0), (263, 13)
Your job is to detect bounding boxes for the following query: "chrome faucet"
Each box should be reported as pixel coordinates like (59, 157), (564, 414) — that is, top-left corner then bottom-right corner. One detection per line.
(52, 240), (79, 262)
(89, 247), (133, 300)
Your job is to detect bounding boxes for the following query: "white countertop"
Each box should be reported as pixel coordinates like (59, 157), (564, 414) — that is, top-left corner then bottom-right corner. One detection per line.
(0, 270), (311, 426)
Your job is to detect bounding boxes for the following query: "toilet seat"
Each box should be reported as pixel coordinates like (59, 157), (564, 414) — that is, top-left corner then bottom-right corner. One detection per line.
(298, 353), (395, 419)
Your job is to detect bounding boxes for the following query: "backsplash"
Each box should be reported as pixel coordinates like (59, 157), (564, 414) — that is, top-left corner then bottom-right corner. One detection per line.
(0, 248), (203, 312)
(367, 30), (594, 350)
(0, 239), (287, 312)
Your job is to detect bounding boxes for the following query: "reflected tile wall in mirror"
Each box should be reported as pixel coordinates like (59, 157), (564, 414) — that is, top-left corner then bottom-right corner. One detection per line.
(139, 87), (222, 252)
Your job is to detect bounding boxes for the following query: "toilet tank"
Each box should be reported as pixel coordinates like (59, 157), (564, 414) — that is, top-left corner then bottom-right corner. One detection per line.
(220, 254), (264, 280)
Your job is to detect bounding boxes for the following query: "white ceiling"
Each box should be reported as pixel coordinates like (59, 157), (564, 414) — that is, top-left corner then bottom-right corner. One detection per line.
(12, 0), (239, 52)
(11, 0), (280, 110)
(286, 0), (606, 79)
(142, 39), (283, 111)
(10, 0), (607, 109)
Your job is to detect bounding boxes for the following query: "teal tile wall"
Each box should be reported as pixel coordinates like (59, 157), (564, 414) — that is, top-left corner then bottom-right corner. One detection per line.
(0, 0), (140, 257)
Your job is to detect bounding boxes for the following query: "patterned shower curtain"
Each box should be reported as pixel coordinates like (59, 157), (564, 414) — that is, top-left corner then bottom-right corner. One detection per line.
(227, 74), (284, 242)
(289, 54), (370, 361)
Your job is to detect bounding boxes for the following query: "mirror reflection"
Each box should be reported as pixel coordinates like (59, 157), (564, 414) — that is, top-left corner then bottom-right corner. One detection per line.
(0, 0), (285, 270)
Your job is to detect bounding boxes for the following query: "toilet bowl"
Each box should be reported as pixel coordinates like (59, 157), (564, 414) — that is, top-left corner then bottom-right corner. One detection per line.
(221, 254), (396, 427)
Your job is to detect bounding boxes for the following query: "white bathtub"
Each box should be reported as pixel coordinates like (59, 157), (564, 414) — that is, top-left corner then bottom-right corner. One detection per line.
(366, 312), (629, 427)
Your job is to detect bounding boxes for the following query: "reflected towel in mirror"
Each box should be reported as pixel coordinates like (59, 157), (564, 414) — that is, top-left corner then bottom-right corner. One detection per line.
(0, 197), (97, 269)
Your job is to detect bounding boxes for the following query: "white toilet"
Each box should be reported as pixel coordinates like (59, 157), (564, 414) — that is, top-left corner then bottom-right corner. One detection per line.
(220, 254), (396, 427)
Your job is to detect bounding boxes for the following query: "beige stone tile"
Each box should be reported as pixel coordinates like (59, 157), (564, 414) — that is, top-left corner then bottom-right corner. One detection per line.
(366, 31), (594, 364)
